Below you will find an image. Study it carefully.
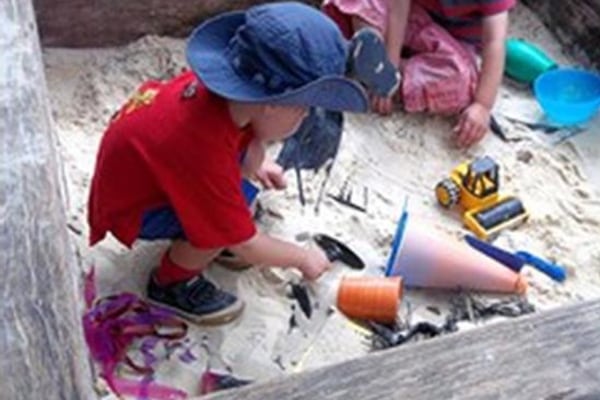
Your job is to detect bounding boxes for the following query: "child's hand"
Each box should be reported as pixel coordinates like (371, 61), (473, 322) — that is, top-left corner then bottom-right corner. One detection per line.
(255, 158), (287, 190)
(454, 102), (490, 147)
(299, 247), (331, 281)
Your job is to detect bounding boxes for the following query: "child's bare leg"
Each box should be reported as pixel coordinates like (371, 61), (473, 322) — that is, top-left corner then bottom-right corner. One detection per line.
(169, 239), (221, 272)
(352, 16), (380, 35)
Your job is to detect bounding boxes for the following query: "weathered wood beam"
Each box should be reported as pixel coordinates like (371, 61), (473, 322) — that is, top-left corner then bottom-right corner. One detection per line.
(0, 0), (94, 398)
(33, 0), (600, 68)
(202, 299), (600, 400)
(33, 0), (320, 47)
(522, 0), (600, 68)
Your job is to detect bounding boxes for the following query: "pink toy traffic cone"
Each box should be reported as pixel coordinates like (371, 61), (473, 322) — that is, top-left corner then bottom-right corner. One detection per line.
(385, 208), (527, 294)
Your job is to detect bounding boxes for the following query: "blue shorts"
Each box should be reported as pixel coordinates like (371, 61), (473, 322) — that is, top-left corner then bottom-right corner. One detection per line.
(139, 179), (259, 241)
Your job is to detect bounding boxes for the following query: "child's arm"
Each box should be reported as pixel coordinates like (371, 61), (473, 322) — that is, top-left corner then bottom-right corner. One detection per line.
(373, 0), (410, 115)
(455, 11), (509, 147)
(475, 12), (509, 109)
(242, 138), (286, 189)
(385, 0), (410, 69)
(230, 232), (330, 280)
(241, 138), (265, 178)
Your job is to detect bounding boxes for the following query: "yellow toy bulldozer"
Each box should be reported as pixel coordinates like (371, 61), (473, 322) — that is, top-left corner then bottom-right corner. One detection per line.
(435, 156), (528, 240)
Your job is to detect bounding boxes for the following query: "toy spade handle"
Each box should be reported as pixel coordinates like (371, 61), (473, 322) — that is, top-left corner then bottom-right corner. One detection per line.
(465, 235), (523, 272)
(515, 251), (566, 282)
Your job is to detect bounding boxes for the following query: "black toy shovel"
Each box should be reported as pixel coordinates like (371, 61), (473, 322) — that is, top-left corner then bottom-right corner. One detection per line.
(312, 234), (365, 270)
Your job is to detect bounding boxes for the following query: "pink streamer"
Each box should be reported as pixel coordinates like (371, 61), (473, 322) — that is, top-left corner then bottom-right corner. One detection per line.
(111, 377), (187, 400)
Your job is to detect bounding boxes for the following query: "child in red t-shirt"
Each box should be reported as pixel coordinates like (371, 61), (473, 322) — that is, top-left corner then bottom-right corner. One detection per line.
(326, 0), (515, 147)
(88, 3), (371, 324)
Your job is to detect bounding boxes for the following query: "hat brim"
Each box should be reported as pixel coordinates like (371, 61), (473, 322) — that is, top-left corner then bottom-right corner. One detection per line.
(186, 11), (369, 112)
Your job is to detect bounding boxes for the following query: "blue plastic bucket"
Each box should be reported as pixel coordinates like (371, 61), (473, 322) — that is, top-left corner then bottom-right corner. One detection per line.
(534, 68), (600, 125)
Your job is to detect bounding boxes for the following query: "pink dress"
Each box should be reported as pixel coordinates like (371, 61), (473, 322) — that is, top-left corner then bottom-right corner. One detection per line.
(323, 0), (512, 114)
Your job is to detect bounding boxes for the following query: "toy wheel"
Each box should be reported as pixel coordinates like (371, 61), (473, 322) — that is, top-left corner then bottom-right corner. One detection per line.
(435, 178), (460, 208)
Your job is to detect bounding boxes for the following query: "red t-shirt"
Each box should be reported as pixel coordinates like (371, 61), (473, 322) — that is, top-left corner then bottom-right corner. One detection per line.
(416, 0), (516, 44)
(88, 71), (256, 249)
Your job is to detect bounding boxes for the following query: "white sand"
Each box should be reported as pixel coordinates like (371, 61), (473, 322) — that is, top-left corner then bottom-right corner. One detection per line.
(44, 4), (600, 397)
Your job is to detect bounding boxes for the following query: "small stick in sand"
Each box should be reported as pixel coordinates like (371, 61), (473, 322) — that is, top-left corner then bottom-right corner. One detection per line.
(314, 159), (334, 214)
(294, 164), (305, 207)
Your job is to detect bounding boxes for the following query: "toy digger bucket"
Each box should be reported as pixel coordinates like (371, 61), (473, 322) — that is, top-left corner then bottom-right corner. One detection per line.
(385, 205), (527, 294)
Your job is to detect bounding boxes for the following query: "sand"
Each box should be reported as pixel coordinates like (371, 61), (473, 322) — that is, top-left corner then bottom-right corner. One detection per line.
(43, 4), (600, 397)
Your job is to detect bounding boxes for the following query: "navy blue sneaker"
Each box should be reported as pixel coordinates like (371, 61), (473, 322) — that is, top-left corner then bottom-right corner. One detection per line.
(147, 273), (244, 324)
(348, 27), (401, 98)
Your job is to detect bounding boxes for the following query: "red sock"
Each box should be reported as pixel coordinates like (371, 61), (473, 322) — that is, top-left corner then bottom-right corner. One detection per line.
(155, 251), (200, 286)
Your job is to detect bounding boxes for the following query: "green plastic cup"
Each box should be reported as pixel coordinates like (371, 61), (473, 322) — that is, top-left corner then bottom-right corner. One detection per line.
(505, 38), (557, 84)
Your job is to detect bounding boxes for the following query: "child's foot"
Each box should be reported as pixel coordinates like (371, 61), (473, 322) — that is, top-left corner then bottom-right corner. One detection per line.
(348, 27), (401, 98)
(147, 273), (244, 324)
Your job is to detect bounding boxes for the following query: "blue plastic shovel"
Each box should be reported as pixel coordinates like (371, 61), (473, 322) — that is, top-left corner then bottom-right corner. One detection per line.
(465, 235), (566, 282)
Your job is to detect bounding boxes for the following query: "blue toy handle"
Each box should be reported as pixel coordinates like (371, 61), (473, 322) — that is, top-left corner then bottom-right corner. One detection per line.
(515, 251), (566, 282)
(465, 235), (523, 272)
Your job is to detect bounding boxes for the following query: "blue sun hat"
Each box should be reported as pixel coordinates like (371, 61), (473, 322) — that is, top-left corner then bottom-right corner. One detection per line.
(186, 2), (369, 112)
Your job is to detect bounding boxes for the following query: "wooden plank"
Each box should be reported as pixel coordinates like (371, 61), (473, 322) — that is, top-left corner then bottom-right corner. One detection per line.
(0, 0), (94, 398)
(33, 0), (319, 47)
(202, 300), (600, 400)
(522, 0), (600, 68)
(33, 0), (600, 66)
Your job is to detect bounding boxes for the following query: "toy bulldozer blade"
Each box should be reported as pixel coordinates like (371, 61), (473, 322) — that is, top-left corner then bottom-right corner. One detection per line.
(435, 156), (528, 240)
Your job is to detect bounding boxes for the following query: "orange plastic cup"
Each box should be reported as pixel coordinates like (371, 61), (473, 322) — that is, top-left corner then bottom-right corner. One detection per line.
(336, 276), (403, 323)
